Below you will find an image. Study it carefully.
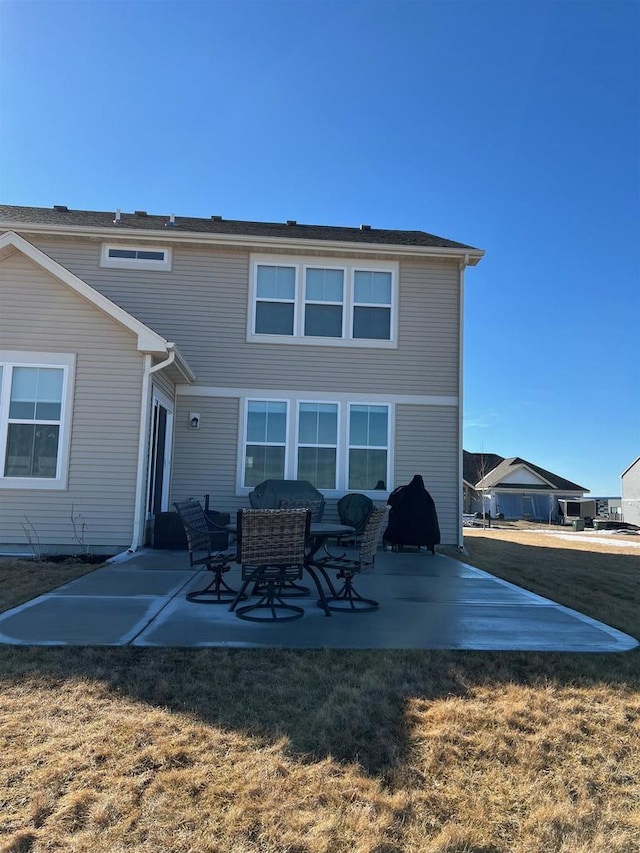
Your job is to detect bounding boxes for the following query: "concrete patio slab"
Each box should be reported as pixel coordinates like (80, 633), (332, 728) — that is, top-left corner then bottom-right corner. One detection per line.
(0, 549), (636, 651)
(0, 594), (166, 645)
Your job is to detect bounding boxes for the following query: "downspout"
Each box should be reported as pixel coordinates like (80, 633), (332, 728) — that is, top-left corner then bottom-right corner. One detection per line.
(457, 255), (468, 551)
(129, 346), (176, 552)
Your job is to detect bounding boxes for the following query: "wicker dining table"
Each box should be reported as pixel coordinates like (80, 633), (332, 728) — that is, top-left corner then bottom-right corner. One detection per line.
(225, 520), (355, 617)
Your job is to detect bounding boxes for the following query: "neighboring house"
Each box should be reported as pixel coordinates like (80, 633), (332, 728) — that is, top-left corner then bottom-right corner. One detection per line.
(0, 205), (483, 554)
(621, 456), (640, 526)
(463, 451), (588, 521)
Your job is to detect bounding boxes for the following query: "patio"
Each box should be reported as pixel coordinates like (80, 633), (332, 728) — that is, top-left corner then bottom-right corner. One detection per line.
(0, 547), (636, 651)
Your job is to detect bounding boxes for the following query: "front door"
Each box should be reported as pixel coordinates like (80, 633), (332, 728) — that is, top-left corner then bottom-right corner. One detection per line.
(147, 387), (174, 517)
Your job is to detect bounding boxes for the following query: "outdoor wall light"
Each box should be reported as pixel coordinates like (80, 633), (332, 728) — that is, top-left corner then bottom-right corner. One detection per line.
(189, 412), (200, 429)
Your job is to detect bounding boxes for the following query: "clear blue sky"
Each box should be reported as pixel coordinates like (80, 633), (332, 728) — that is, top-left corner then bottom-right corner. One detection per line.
(1, 0), (638, 495)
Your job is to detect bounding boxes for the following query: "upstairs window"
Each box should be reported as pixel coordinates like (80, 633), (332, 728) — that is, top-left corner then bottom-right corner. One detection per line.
(101, 244), (172, 270)
(255, 265), (296, 335)
(353, 270), (392, 340)
(249, 255), (397, 347)
(304, 268), (344, 338)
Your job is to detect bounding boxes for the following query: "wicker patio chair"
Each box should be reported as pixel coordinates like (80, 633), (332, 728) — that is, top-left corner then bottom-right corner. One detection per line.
(229, 508), (311, 622)
(278, 497), (325, 522)
(322, 505), (388, 612)
(173, 498), (238, 604)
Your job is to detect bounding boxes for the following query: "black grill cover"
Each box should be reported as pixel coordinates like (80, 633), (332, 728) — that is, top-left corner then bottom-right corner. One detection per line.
(384, 474), (441, 548)
(248, 479), (324, 512)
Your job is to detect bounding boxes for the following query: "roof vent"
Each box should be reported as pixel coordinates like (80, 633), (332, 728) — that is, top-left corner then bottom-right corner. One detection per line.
(165, 213), (176, 227)
(113, 208), (121, 225)
(211, 215), (223, 221)
(134, 210), (148, 217)
(360, 224), (371, 231)
(53, 204), (68, 212)
(286, 220), (297, 226)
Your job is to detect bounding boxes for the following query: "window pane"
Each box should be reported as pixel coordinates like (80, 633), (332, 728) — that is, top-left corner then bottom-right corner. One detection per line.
(255, 301), (294, 335)
(256, 265), (295, 299)
(35, 402), (62, 420)
(304, 304), (342, 337)
(348, 449), (387, 490)
(9, 401), (36, 419)
(247, 401), (286, 443)
(349, 406), (369, 446)
(306, 268), (343, 302)
(35, 368), (63, 402)
(247, 402), (268, 442)
(244, 445), (285, 486)
(317, 404), (338, 444)
(136, 250), (165, 261)
(298, 403), (337, 444)
(10, 367), (63, 417)
(353, 306), (391, 340)
(350, 405), (388, 446)
(5, 423), (59, 478)
(109, 248), (137, 259)
(11, 367), (38, 402)
(354, 270), (391, 304)
(265, 403), (286, 443)
(297, 447), (336, 489)
(368, 407), (388, 446)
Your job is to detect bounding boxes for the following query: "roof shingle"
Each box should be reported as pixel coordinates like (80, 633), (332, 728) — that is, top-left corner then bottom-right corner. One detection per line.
(0, 205), (481, 251)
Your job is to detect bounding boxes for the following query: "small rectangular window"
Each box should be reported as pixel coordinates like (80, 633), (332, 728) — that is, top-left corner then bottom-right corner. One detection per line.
(101, 244), (172, 270)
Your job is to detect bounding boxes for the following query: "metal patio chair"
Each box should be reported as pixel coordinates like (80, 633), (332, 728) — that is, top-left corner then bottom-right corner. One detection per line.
(229, 508), (311, 622)
(173, 498), (238, 604)
(322, 505), (388, 612)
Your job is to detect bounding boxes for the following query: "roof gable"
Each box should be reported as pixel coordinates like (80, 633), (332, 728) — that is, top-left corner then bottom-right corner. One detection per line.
(0, 230), (170, 355)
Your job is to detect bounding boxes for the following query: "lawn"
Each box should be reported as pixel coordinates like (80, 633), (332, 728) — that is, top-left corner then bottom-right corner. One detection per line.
(0, 534), (638, 853)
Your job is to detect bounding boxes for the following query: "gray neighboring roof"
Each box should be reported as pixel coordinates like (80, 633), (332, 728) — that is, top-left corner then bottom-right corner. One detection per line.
(476, 456), (587, 493)
(0, 204), (481, 251)
(463, 451), (505, 485)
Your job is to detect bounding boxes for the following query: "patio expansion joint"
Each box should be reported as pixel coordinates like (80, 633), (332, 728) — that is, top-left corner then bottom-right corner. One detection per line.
(124, 571), (198, 645)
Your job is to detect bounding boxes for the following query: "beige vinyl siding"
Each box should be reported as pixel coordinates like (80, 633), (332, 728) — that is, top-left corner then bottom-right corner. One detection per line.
(394, 404), (459, 545)
(171, 395), (242, 515)
(0, 252), (143, 552)
(31, 238), (460, 396)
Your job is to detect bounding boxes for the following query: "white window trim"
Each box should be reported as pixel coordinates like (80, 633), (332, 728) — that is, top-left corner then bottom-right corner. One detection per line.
(248, 254), (398, 348)
(237, 395), (394, 497)
(0, 351), (76, 490)
(100, 244), (173, 271)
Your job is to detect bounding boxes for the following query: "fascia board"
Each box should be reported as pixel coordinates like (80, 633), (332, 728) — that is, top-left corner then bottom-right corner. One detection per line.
(0, 220), (484, 265)
(0, 230), (169, 355)
(621, 456), (640, 478)
(482, 463), (557, 490)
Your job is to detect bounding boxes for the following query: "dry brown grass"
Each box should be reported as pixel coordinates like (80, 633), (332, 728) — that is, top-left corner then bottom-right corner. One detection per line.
(0, 538), (639, 853)
(0, 558), (96, 613)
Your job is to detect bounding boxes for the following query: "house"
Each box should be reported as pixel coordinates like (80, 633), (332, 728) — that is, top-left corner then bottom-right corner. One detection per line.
(621, 456), (640, 526)
(463, 451), (588, 521)
(0, 205), (483, 555)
